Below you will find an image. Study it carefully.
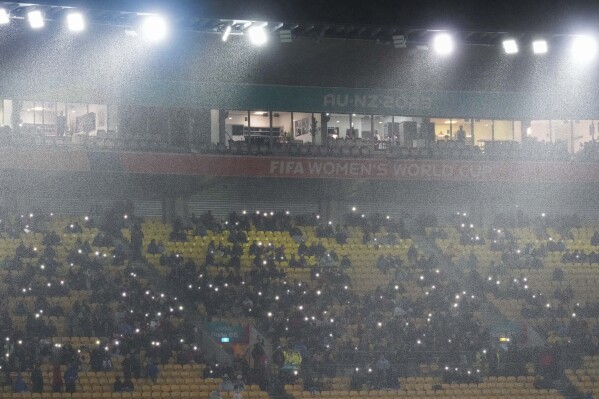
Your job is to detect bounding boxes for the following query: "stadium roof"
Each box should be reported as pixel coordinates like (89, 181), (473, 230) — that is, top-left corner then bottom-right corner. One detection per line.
(14, 0), (599, 31)
(1, 0), (598, 48)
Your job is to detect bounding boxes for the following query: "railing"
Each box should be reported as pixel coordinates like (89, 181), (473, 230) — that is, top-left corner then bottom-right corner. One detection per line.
(0, 130), (588, 162)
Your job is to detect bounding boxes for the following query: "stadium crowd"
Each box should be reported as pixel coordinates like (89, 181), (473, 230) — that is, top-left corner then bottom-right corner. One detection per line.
(0, 204), (595, 397)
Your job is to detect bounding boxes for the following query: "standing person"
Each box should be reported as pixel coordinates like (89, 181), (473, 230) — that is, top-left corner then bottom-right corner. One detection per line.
(56, 111), (67, 137)
(456, 125), (466, 142)
(113, 376), (123, 392)
(31, 365), (44, 393)
(64, 363), (78, 393)
(146, 360), (159, 384)
(13, 373), (26, 393)
(52, 364), (63, 392)
(122, 354), (132, 381)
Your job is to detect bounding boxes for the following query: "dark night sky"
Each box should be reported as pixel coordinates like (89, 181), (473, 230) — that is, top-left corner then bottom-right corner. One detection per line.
(32, 0), (599, 33)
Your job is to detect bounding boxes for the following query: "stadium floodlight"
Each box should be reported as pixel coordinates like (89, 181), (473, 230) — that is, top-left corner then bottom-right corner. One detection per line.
(532, 40), (547, 54)
(571, 35), (597, 62)
(248, 25), (268, 46)
(392, 35), (406, 48)
(432, 32), (454, 55)
(279, 29), (292, 43)
(27, 10), (44, 29)
(141, 14), (168, 42)
(67, 12), (85, 32)
(0, 8), (9, 25)
(502, 39), (518, 54)
(222, 25), (232, 42)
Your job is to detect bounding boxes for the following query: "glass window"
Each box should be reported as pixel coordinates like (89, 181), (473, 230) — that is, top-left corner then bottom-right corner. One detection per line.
(43, 102), (57, 132)
(89, 104), (108, 134)
(473, 119), (493, 145)
(68, 103), (88, 134)
(573, 120), (594, 152)
(328, 114), (350, 139)
(292, 112), (313, 143)
(352, 114), (369, 140)
(225, 110), (249, 142)
(373, 115), (392, 140)
(20, 101), (35, 131)
(493, 120), (513, 141)
(431, 118), (453, 140)
(461, 120), (474, 145)
(352, 114), (372, 140)
(527, 120), (551, 142)
(273, 112), (292, 143)
(34, 101), (44, 128)
(513, 121), (522, 143)
(390, 116), (420, 147)
(232, 110), (291, 146)
(549, 120), (571, 150)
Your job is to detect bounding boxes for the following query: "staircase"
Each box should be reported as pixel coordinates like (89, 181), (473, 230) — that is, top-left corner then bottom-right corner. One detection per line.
(408, 232), (545, 347)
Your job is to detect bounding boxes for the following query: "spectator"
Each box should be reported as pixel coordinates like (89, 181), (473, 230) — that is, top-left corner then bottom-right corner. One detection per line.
(31, 365), (43, 393)
(147, 360), (159, 383)
(13, 373), (26, 393)
(234, 375), (246, 392)
(122, 354), (132, 381)
(64, 362), (78, 393)
(103, 353), (113, 371)
(113, 376), (123, 392)
(52, 364), (63, 392)
(123, 378), (135, 392)
(220, 374), (235, 392)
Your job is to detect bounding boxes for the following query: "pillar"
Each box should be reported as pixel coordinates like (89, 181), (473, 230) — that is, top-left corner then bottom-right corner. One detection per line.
(320, 112), (329, 146)
(210, 109), (221, 144)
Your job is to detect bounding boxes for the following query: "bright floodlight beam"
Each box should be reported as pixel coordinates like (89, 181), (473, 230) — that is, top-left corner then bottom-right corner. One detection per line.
(222, 25), (232, 42)
(0, 8), (9, 24)
(433, 32), (454, 55)
(532, 40), (547, 54)
(248, 25), (268, 46)
(27, 10), (44, 29)
(502, 39), (518, 54)
(572, 35), (597, 62)
(67, 12), (85, 32)
(141, 15), (168, 42)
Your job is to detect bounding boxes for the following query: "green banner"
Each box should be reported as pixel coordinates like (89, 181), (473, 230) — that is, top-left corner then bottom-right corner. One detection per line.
(1, 75), (598, 119)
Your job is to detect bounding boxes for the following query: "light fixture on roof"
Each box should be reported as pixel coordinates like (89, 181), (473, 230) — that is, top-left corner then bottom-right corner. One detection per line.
(502, 39), (518, 54)
(433, 32), (454, 55)
(571, 35), (597, 62)
(67, 12), (85, 32)
(27, 10), (44, 29)
(222, 25), (232, 42)
(0, 8), (9, 25)
(141, 14), (168, 42)
(248, 24), (268, 46)
(532, 39), (547, 54)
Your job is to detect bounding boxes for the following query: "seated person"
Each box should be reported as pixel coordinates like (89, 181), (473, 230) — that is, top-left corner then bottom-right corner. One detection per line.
(113, 376), (123, 392)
